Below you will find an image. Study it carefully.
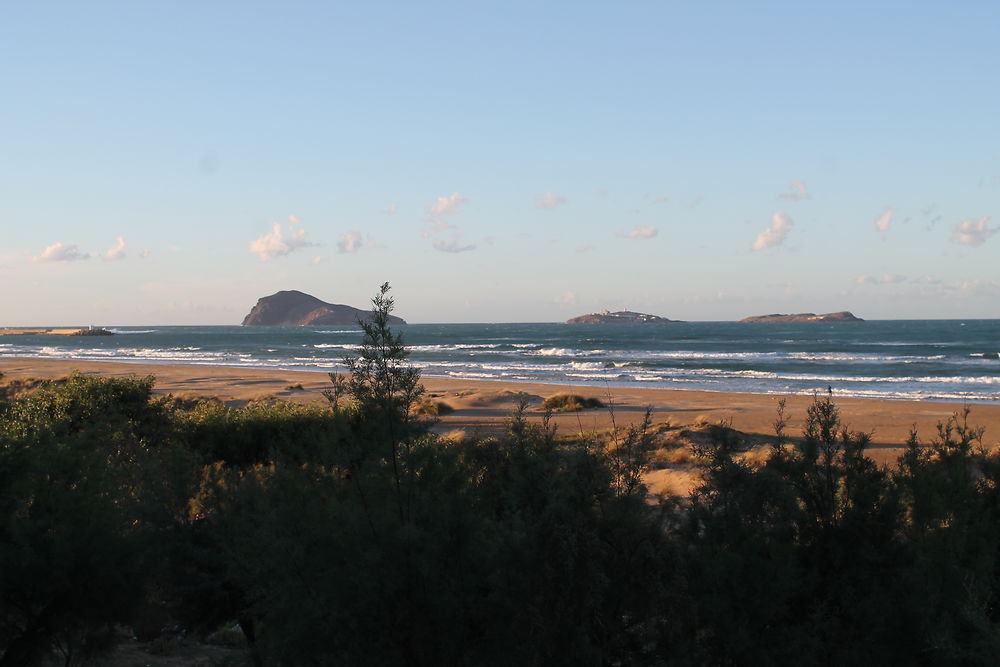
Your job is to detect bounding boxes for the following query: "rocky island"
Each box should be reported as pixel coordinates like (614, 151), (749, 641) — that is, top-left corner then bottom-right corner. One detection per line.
(740, 311), (863, 323)
(567, 310), (677, 324)
(71, 327), (115, 336)
(242, 290), (407, 326)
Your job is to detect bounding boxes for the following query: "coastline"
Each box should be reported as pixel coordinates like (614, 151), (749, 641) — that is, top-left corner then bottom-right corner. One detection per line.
(3, 357), (997, 466)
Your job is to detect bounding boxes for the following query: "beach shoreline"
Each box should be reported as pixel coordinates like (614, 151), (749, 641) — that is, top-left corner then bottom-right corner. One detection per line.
(3, 357), (997, 465)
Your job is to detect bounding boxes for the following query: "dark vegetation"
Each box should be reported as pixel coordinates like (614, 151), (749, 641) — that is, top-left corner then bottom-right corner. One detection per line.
(3, 285), (1000, 665)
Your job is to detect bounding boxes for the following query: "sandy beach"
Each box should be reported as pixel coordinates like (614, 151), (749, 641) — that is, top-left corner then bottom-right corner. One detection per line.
(3, 357), (997, 464)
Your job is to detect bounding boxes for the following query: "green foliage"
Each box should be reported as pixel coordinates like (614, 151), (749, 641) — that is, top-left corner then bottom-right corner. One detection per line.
(334, 282), (425, 438)
(172, 397), (348, 467)
(0, 374), (170, 666)
(605, 407), (655, 496)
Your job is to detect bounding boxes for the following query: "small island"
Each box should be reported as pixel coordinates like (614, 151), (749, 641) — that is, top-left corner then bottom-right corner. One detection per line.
(242, 290), (407, 326)
(740, 311), (863, 323)
(71, 327), (115, 336)
(567, 310), (677, 324)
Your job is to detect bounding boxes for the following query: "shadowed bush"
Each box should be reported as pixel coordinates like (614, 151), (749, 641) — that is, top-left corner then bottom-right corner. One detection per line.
(413, 396), (455, 417)
(540, 393), (604, 412)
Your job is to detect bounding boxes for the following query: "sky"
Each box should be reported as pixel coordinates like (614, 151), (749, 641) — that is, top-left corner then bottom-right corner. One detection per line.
(2, 1), (998, 324)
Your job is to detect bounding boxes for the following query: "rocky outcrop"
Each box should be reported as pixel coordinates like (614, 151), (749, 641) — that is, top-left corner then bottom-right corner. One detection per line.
(567, 310), (677, 324)
(740, 311), (863, 323)
(241, 290), (407, 326)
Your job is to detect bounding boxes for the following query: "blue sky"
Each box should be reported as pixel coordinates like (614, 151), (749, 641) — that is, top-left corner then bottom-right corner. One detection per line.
(2, 1), (998, 324)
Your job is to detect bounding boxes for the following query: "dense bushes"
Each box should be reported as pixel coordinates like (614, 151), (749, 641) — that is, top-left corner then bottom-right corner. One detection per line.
(0, 374), (173, 667)
(4, 289), (1000, 665)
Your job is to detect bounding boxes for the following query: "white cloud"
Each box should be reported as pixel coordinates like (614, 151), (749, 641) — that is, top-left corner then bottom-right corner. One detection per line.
(952, 216), (996, 246)
(426, 192), (466, 220)
(338, 230), (364, 254)
(619, 225), (658, 239)
(554, 291), (577, 305)
(288, 214), (300, 225)
(778, 180), (810, 201)
(383, 204), (398, 215)
(248, 222), (311, 260)
(752, 212), (794, 250)
(433, 238), (476, 253)
(874, 207), (894, 233)
(535, 191), (567, 210)
(856, 273), (907, 285)
(140, 248), (151, 259)
(104, 236), (126, 261)
(32, 242), (90, 262)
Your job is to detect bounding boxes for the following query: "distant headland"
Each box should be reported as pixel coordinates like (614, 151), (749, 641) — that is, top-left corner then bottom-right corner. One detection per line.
(0, 327), (114, 336)
(567, 310), (678, 324)
(740, 311), (863, 323)
(242, 290), (407, 326)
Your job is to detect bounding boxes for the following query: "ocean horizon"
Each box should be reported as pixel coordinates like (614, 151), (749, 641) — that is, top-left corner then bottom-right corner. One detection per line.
(2, 320), (998, 403)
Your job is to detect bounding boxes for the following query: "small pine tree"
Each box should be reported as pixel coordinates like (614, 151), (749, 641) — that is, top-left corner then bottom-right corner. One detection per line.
(331, 282), (425, 519)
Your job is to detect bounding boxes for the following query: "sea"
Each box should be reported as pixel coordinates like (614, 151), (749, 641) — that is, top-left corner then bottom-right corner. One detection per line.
(1, 321), (998, 403)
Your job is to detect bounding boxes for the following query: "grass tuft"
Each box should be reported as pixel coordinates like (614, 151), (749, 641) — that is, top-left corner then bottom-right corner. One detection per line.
(541, 393), (604, 412)
(414, 397), (455, 417)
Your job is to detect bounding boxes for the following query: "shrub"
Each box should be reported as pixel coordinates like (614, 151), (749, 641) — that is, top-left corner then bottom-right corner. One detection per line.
(413, 396), (455, 417)
(541, 393), (604, 412)
(0, 374), (170, 666)
(172, 398), (346, 466)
